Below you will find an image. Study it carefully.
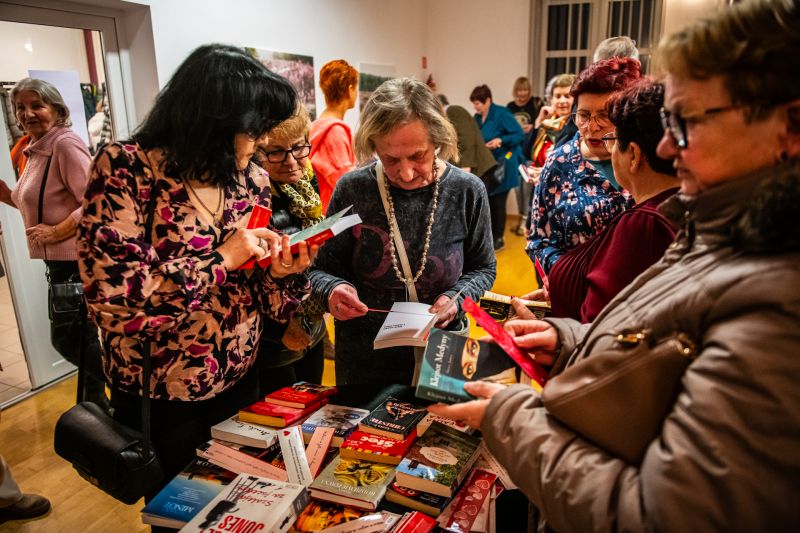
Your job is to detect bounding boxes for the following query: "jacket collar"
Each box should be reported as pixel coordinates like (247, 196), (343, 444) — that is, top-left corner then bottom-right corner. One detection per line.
(23, 126), (71, 157)
(660, 158), (800, 253)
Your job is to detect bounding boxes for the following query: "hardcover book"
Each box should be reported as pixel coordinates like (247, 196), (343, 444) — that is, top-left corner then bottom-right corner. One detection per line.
(265, 382), (338, 409)
(290, 500), (365, 533)
(238, 399), (326, 428)
(141, 458), (236, 529)
(415, 329), (523, 404)
(394, 422), (481, 498)
(358, 396), (428, 440)
(308, 457), (396, 511)
(180, 473), (309, 533)
(339, 429), (417, 465)
(300, 404), (370, 447)
(211, 414), (279, 448)
(384, 482), (450, 517)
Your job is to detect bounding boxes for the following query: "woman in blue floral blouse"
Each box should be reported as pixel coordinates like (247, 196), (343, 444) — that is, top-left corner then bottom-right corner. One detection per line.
(527, 58), (640, 273)
(77, 44), (315, 489)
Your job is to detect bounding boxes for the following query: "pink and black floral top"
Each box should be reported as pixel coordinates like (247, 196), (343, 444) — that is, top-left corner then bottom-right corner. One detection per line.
(78, 143), (309, 401)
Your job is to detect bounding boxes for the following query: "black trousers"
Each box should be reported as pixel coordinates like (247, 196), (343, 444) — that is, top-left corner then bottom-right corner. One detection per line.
(489, 190), (510, 241)
(257, 339), (325, 397)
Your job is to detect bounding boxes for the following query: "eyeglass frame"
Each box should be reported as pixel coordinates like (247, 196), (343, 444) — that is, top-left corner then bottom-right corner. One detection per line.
(257, 141), (312, 164)
(659, 104), (744, 149)
(601, 132), (618, 153)
(572, 110), (613, 128)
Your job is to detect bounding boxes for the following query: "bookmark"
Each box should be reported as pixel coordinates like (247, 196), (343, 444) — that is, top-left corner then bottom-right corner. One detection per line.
(534, 256), (550, 291)
(305, 426), (334, 478)
(278, 426), (313, 486)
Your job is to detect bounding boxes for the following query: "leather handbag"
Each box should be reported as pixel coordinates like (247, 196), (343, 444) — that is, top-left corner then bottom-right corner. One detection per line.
(479, 159), (503, 189)
(542, 329), (697, 464)
(54, 176), (164, 504)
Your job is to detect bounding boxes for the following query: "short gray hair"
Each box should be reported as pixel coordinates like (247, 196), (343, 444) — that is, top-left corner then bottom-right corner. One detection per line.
(354, 77), (457, 163)
(593, 36), (640, 62)
(11, 78), (72, 127)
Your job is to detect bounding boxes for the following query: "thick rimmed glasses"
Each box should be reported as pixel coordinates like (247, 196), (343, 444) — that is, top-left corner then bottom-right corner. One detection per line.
(601, 132), (617, 153)
(572, 111), (612, 128)
(258, 143), (311, 164)
(659, 104), (744, 149)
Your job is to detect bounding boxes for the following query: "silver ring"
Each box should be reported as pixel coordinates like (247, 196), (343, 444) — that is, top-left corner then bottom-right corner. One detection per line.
(258, 237), (266, 250)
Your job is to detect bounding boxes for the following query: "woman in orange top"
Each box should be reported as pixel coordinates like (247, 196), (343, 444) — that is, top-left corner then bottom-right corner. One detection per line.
(309, 59), (358, 213)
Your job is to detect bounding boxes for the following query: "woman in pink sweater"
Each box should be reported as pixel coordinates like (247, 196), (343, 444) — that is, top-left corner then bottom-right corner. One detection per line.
(309, 59), (358, 213)
(0, 78), (104, 404)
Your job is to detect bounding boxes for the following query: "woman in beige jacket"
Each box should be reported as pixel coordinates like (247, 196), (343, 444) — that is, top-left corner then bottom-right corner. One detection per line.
(430, 1), (800, 530)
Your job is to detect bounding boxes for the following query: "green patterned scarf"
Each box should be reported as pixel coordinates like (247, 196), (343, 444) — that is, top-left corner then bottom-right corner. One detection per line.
(273, 162), (323, 228)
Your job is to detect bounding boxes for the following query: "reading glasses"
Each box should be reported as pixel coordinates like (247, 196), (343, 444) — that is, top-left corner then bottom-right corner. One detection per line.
(258, 144), (312, 164)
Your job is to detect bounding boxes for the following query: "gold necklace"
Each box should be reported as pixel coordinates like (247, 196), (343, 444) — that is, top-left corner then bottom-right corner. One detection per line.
(184, 179), (224, 225)
(384, 159), (440, 288)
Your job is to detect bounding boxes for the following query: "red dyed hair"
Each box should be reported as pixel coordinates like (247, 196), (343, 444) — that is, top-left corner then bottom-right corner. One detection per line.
(570, 57), (641, 99)
(319, 59), (358, 105)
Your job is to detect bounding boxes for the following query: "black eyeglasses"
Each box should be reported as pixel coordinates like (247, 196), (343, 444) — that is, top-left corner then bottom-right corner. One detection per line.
(601, 132), (617, 153)
(257, 143), (311, 164)
(659, 104), (744, 149)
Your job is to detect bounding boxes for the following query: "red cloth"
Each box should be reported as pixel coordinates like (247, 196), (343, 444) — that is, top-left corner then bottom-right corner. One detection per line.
(309, 117), (355, 214)
(549, 188), (679, 323)
(10, 134), (30, 178)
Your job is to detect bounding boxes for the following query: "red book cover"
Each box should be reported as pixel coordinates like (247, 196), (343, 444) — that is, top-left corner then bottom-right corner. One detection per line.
(339, 430), (417, 465)
(264, 382), (337, 409)
(394, 511), (437, 533)
(238, 204), (272, 270)
(238, 399), (326, 428)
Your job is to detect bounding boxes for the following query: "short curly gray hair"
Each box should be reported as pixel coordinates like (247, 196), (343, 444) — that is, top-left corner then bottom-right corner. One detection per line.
(354, 77), (457, 163)
(11, 78), (72, 128)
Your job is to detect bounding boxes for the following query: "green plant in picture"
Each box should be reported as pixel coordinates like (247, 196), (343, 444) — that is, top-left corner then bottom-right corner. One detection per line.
(433, 464), (458, 487)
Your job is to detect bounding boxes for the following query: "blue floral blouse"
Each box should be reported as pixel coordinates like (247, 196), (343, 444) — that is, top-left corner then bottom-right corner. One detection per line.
(527, 136), (633, 273)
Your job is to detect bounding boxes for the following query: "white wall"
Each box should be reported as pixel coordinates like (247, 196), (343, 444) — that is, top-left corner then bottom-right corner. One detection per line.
(0, 21), (91, 82)
(661, 0), (724, 39)
(426, 0), (531, 111)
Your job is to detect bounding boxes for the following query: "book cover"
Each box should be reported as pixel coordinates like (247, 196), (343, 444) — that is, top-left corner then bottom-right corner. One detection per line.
(415, 329), (523, 404)
(141, 458), (236, 529)
(256, 207), (362, 268)
(308, 457), (396, 511)
(417, 413), (473, 437)
(211, 414), (279, 448)
(290, 500), (364, 533)
(180, 473), (309, 533)
(478, 290), (551, 321)
(358, 396), (428, 440)
(239, 399), (325, 428)
(300, 404), (370, 447)
(393, 511), (438, 533)
(438, 469), (497, 533)
(265, 382), (338, 409)
(394, 422), (481, 498)
(339, 429), (417, 465)
(385, 482), (450, 517)
(202, 440), (288, 482)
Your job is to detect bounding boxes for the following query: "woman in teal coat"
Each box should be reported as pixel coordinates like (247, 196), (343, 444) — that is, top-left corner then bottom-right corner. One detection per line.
(471, 84), (525, 251)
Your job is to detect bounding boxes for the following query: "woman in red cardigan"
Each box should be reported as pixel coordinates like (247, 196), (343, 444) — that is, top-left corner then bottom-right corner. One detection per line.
(535, 79), (680, 322)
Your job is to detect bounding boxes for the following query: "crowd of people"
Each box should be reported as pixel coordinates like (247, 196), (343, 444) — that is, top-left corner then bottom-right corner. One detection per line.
(0, 0), (797, 529)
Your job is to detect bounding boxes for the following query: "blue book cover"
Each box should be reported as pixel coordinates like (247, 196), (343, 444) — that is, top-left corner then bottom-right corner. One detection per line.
(415, 329), (522, 404)
(141, 458), (235, 528)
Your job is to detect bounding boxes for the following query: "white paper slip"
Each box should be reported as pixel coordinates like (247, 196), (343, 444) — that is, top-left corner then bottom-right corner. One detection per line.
(278, 426), (313, 486)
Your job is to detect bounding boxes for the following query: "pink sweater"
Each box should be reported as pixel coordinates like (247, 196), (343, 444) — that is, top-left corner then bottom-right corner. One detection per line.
(10, 126), (91, 260)
(309, 117), (355, 213)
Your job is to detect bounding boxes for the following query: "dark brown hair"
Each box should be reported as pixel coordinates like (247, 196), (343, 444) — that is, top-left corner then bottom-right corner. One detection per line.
(470, 85), (492, 103)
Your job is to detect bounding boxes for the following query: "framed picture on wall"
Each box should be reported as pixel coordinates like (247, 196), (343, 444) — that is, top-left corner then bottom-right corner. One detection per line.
(358, 63), (396, 111)
(246, 48), (317, 120)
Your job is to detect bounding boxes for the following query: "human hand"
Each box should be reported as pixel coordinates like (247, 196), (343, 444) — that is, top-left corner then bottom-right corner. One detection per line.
(535, 105), (554, 128)
(26, 223), (60, 245)
(503, 319), (558, 366)
(217, 227), (280, 270)
(268, 235), (318, 279)
(328, 283), (368, 321)
(530, 166), (543, 186)
(429, 294), (457, 328)
(485, 138), (502, 150)
(426, 381), (506, 429)
(0, 180), (14, 207)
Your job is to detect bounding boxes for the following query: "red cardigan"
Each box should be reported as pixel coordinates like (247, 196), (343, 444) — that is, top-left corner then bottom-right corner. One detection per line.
(549, 188), (679, 323)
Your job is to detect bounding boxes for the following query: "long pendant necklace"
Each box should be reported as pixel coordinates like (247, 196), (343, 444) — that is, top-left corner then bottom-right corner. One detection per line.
(184, 179), (224, 225)
(383, 159), (440, 289)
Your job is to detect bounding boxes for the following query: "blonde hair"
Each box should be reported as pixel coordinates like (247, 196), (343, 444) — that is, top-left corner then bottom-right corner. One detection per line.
(268, 104), (310, 144)
(512, 77), (531, 95)
(354, 77), (457, 163)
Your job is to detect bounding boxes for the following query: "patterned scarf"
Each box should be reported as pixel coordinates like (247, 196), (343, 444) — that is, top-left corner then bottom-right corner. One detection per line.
(273, 162), (323, 228)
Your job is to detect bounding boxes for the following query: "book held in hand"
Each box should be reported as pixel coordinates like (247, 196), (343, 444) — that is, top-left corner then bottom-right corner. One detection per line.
(300, 404), (370, 447)
(394, 421), (481, 498)
(358, 396), (428, 440)
(180, 473), (309, 533)
(373, 302), (437, 349)
(415, 329), (523, 404)
(265, 382), (337, 409)
(479, 290), (551, 321)
(309, 457), (396, 511)
(339, 429), (417, 465)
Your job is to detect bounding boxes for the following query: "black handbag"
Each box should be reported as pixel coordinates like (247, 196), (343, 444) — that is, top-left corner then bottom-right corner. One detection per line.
(479, 159), (504, 189)
(54, 178), (164, 504)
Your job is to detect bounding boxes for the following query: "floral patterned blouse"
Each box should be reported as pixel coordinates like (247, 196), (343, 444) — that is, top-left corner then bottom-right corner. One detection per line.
(78, 143), (310, 401)
(527, 136), (633, 274)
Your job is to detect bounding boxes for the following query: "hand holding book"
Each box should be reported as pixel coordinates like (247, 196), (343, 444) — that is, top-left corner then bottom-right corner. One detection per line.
(426, 381), (506, 430)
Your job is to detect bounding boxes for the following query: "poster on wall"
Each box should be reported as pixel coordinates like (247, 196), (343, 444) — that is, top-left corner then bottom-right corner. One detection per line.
(246, 48), (316, 120)
(358, 63), (396, 111)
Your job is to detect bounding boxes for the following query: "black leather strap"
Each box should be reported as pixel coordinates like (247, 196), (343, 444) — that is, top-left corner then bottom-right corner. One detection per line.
(140, 177), (159, 457)
(36, 156), (53, 225)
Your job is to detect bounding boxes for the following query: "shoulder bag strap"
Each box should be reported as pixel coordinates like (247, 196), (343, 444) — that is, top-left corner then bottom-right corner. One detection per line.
(37, 156), (53, 259)
(375, 162), (419, 303)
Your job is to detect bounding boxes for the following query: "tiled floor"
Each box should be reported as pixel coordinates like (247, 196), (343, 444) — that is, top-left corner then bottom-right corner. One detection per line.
(0, 259), (32, 405)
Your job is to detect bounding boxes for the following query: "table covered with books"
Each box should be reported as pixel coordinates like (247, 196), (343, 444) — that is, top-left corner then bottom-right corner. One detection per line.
(144, 379), (531, 533)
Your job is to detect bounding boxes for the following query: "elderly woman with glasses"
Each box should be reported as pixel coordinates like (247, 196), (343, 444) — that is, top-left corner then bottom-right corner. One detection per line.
(253, 104), (327, 394)
(527, 58), (640, 274)
(430, 0), (800, 530)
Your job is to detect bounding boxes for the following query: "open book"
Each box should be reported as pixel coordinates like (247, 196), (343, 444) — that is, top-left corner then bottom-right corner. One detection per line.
(240, 205), (361, 269)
